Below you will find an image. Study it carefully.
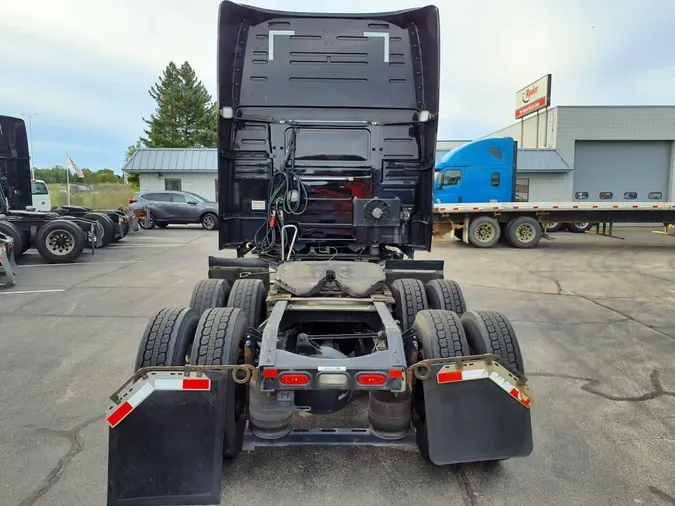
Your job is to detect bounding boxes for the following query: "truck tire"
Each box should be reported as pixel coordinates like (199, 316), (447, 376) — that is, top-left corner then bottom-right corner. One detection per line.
(468, 216), (501, 248)
(506, 216), (542, 249)
(226, 278), (267, 329)
(425, 279), (466, 315)
(83, 212), (114, 246)
(0, 221), (24, 259)
(35, 220), (85, 263)
(460, 310), (525, 375)
(568, 222), (592, 233)
(412, 310), (471, 462)
(545, 222), (563, 233)
(191, 307), (249, 459)
(391, 278), (428, 331)
(134, 308), (199, 370)
(189, 279), (231, 317)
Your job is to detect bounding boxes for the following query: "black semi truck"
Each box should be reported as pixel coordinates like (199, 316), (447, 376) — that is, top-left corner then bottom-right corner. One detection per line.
(105, 3), (534, 505)
(0, 115), (136, 263)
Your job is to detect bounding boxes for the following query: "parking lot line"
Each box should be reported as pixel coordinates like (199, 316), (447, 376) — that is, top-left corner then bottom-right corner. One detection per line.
(0, 289), (66, 295)
(110, 244), (186, 248)
(18, 261), (144, 268)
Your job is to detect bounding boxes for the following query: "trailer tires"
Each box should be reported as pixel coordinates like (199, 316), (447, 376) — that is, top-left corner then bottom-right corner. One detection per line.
(35, 220), (85, 263)
(226, 278), (267, 329)
(425, 279), (466, 315)
(191, 307), (249, 459)
(190, 279), (231, 317)
(83, 212), (114, 246)
(0, 221), (24, 259)
(134, 308), (200, 370)
(507, 216), (542, 249)
(391, 278), (428, 331)
(468, 216), (500, 248)
(545, 222), (563, 233)
(460, 310), (525, 375)
(568, 222), (592, 233)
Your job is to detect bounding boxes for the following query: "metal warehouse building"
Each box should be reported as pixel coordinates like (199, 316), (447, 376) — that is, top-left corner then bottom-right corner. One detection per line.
(484, 106), (675, 203)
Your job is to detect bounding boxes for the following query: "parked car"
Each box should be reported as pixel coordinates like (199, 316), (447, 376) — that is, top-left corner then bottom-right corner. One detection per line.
(129, 190), (219, 230)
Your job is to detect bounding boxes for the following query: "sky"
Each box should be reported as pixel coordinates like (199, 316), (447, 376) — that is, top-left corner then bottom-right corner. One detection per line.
(2, 0), (675, 173)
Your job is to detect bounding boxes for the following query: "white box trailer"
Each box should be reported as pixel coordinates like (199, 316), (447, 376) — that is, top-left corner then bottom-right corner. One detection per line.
(433, 201), (675, 248)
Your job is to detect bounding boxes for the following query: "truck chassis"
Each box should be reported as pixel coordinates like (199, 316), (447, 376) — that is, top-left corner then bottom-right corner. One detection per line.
(106, 258), (533, 505)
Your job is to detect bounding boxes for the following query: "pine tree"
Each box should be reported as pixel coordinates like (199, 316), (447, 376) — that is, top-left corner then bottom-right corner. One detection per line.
(141, 61), (217, 148)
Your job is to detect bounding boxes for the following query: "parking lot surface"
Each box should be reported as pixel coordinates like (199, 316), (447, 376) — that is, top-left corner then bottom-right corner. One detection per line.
(1, 227), (674, 505)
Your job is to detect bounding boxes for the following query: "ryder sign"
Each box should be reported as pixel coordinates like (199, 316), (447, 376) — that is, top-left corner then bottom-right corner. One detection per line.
(515, 74), (551, 119)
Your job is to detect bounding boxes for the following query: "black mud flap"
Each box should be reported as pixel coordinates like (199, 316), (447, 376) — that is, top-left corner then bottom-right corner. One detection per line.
(422, 374), (533, 465)
(107, 371), (228, 506)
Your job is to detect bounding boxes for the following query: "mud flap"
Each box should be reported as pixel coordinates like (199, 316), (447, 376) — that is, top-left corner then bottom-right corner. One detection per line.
(107, 371), (228, 506)
(422, 370), (533, 465)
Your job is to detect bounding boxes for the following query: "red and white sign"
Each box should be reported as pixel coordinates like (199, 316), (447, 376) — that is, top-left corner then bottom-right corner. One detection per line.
(515, 74), (551, 119)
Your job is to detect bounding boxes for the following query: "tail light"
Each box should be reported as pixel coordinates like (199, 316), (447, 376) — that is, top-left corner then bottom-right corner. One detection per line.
(129, 198), (137, 204)
(356, 373), (387, 386)
(279, 372), (310, 386)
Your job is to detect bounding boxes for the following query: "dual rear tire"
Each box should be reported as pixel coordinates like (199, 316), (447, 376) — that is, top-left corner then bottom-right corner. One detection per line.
(467, 216), (542, 248)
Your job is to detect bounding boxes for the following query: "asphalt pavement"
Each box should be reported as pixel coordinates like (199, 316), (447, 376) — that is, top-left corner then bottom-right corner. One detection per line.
(0, 226), (674, 506)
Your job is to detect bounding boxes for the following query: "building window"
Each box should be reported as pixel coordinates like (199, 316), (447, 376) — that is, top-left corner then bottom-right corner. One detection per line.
(575, 192), (589, 200)
(442, 170), (462, 186)
(649, 192), (663, 200)
(599, 192), (613, 200)
(491, 172), (500, 187)
(165, 178), (182, 191)
(515, 178), (529, 202)
(623, 192), (637, 200)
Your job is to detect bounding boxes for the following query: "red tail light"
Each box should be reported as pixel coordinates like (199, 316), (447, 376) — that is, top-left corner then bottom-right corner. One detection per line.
(129, 198), (137, 204)
(279, 372), (310, 386)
(356, 373), (387, 386)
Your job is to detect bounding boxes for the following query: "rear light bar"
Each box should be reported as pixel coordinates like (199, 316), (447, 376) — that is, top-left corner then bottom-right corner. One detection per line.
(261, 368), (404, 389)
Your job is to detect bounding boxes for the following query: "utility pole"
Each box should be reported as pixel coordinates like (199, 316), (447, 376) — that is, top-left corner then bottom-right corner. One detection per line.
(20, 112), (38, 180)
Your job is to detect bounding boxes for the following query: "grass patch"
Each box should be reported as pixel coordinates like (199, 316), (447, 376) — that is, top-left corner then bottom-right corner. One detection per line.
(49, 184), (136, 210)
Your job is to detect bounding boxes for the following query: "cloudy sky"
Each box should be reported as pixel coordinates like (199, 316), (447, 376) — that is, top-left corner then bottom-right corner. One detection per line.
(2, 0), (674, 172)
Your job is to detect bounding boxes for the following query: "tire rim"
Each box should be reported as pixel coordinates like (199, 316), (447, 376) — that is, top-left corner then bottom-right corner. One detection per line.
(515, 223), (536, 243)
(576, 223), (589, 228)
(45, 230), (75, 255)
(547, 222), (559, 229)
(203, 215), (216, 230)
(142, 216), (154, 228)
(475, 223), (496, 243)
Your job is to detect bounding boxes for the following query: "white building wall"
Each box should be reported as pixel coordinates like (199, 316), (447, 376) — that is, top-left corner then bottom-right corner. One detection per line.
(138, 172), (218, 201)
(483, 108), (558, 149)
(521, 172), (573, 202)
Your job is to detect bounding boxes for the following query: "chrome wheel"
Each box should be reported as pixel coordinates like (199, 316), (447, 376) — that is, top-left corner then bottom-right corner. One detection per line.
(202, 214), (217, 230)
(45, 230), (75, 256)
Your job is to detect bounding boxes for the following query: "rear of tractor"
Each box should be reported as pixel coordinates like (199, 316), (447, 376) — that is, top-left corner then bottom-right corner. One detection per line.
(105, 3), (533, 505)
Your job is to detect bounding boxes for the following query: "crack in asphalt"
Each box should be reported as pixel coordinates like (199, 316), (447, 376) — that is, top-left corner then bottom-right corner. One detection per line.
(578, 295), (675, 342)
(529, 369), (675, 403)
(19, 414), (104, 506)
(455, 466), (478, 506)
(649, 486), (675, 505)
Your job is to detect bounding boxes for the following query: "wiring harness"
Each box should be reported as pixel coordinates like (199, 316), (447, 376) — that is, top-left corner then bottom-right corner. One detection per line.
(253, 126), (308, 258)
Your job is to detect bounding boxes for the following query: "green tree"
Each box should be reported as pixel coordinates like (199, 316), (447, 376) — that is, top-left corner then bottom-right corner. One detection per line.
(141, 61), (217, 149)
(124, 140), (143, 189)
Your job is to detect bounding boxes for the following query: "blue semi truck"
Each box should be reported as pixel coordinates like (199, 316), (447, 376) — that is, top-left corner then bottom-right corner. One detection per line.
(432, 137), (675, 248)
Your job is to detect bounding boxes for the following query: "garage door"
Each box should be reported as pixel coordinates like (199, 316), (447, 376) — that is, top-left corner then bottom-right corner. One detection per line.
(573, 141), (671, 202)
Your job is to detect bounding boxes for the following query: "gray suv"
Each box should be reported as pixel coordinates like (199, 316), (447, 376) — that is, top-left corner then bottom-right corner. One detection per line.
(129, 190), (219, 230)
